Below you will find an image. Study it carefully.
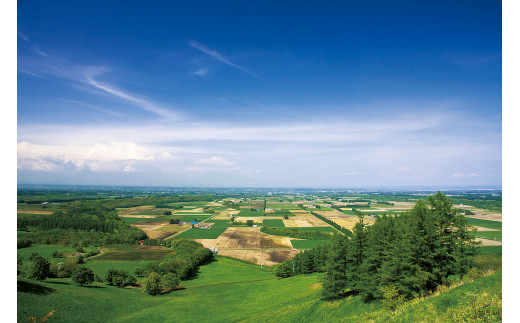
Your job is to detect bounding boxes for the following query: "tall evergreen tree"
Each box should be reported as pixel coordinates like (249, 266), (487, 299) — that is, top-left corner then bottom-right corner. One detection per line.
(344, 213), (369, 293)
(321, 234), (349, 300)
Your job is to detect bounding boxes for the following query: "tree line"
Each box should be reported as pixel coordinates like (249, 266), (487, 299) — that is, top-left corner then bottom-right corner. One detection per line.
(275, 192), (478, 303)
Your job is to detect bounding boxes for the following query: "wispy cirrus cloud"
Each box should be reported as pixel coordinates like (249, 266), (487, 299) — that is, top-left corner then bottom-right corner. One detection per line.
(18, 41), (184, 120)
(83, 67), (183, 120)
(189, 40), (261, 79)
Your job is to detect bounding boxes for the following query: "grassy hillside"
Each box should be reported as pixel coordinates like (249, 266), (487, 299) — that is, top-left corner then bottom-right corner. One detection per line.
(18, 253), (502, 322)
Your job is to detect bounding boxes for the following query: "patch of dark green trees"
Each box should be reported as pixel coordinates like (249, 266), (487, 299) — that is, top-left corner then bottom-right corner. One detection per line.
(275, 192), (478, 302)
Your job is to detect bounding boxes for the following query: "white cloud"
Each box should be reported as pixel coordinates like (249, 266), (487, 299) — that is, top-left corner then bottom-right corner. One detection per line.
(193, 68), (209, 77)
(123, 165), (137, 172)
(189, 40), (260, 79)
(343, 171), (364, 176)
(18, 141), (154, 172)
(452, 172), (480, 178)
(83, 68), (183, 120)
(196, 156), (235, 166)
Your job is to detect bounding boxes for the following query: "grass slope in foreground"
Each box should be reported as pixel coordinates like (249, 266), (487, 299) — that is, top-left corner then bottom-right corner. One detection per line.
(18, 253), (501, 322)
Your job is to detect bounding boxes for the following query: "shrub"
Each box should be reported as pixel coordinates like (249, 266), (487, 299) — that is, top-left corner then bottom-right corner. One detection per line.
(274, 261), (293, 278)
(71, 266), (95, 286)
(52, 251), (64, 258)
(105, 268), (136, 287)
(162, 273), (181, 289)
(381, 284), (404, 313)
(145, 272), (162, 295)
(27, 255), (50, 281)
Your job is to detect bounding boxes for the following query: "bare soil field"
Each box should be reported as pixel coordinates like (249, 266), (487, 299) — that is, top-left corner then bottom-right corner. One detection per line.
(476, 238), (502, 246)
(17, 209), (54, 215)
(475, 227), (500, 231)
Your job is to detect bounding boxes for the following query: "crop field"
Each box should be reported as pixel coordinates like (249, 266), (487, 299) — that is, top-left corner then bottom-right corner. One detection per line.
(192, 227), (299, 265)
(217, 249), (300, 266)
(285, 227), (336, 232)
(291, 239), (330, 249)
(174, 220), (232, 239)
(478, 245), (502, 255)
(284, 211), (330, 227)
(238, 209), (265, 217)
(314, 210), (376, 230)
(262, 219), (285, 227)
(467, 218), (502, 230)
(472, 230), (502, 241)
(95, 245), (175, 261)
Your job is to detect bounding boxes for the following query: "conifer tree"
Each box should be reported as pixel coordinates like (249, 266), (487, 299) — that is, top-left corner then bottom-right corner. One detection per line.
(344, 213), (368, 293)
(321, 234), (349, 300)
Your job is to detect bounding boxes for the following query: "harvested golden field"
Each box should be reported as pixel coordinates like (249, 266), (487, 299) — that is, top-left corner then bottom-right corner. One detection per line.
(132, 222), (186, 240)
(314, 210), (375, 230)
(174, 207), (204, 213)
(193, 227), (298, 265)
(283, 213), (329, 227)
(118, 214), (159, 218)
(17, 209), (54, 215)
(217, 249), (300, 267)
(196, 227), (293, 249)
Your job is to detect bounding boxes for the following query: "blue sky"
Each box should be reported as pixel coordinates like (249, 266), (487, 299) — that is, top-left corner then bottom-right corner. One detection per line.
(16, 1), (502, 188)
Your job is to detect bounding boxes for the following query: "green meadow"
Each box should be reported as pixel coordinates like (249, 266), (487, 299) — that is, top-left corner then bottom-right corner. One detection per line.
(466, 218), (502, 230)
(262, 219), (285, 227)
(291, 240), (330, 249)
(17, 252), (502, 323)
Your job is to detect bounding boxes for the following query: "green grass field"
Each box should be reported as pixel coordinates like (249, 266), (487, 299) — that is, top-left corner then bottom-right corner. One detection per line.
(478, 245), (502, 255)
(472, 231), (502, 241)
(466, 218), (502, 230)
(174, 222), (230, 239)
(94, 245), (175, 261)
(120, 217), (152, 224)
(18, 252), (501, 322)
(291, 240), (330, 249)
(18, 245), (78, 262)
(262, 219), (285, 227)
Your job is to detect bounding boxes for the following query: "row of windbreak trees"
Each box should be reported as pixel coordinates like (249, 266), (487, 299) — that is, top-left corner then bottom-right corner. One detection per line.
(275, 192), (478, 302)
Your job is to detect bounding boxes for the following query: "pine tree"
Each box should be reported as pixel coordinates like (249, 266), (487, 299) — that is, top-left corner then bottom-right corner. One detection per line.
(344, 213), (368, 293)
(321, 234), (349, 300)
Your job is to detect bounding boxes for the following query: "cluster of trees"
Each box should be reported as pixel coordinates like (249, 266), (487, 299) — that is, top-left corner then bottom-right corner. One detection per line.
(223, 201), (240, 210)
(135, 239), (214, 295)
(310, 211), (353, 237)
(274, 245), (329, 278)
(17, 201), (147, 248)
(260, 227), (333, 240)
(276, 192), (478, 303)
